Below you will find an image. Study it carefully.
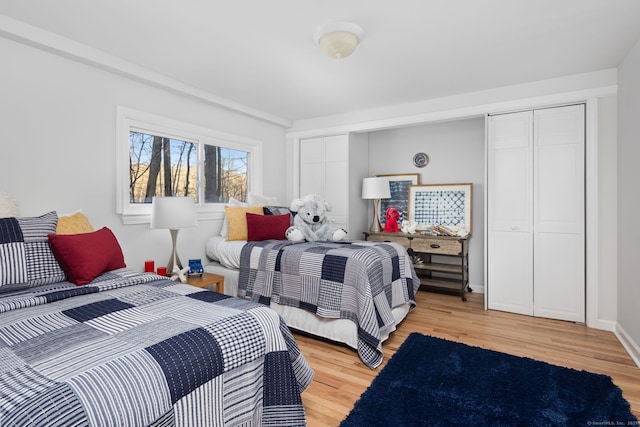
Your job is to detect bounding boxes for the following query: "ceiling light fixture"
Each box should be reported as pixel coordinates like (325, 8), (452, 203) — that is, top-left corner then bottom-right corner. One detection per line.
(315, 22), (363, 60)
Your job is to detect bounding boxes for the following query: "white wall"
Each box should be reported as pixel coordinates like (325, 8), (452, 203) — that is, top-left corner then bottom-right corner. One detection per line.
(0, 37), (288, 272)
(597, 96), (618, 323)
(368, 118), (485, 291)
(617, 38), (640, 361)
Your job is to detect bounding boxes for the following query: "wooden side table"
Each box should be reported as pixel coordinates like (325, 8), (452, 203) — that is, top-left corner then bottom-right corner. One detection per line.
(184, 273), (225, 294)
(364, 231), (470, 301)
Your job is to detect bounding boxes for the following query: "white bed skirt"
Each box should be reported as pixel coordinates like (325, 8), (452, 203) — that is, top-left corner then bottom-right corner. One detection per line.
(205, 261), (411, 350)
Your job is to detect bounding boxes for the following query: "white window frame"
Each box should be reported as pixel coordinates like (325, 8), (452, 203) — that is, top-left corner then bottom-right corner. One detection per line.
(116, 106), (263, 224)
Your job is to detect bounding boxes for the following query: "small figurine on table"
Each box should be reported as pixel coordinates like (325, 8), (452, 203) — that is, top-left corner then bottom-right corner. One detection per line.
(401, 220), (418, 234)
(171, 265), (190, 283)
(188, 259), (204, 277)
(384, 206), (400, 233)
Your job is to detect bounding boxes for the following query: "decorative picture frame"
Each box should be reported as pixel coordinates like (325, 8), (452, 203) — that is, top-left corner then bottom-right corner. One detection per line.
(408, 183), (473, 233)
(376, 173), (421, 227)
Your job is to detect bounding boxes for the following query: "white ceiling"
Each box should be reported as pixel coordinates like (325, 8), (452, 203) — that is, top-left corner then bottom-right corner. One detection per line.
(1, 0), (640, 124)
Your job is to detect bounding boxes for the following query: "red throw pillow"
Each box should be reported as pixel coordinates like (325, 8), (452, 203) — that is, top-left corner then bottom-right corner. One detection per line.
(48, 227), (126, 285)
(246, 213), (290, 241)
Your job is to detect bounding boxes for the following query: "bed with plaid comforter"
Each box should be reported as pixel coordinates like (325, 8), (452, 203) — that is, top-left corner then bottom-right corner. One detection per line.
(0, 268), (313, 427)
(238, 240), (420, 369)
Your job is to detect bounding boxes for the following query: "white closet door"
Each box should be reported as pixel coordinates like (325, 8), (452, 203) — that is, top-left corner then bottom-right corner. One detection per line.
(300, 137), (325, 196)
(487, 111), (534, 315)
(533, 105), (585, 322)
(323, 135), (348, 229)
(299, 135), (349, 230)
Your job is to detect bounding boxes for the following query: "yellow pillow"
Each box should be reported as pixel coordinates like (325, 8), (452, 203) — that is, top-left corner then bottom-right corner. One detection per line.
(56, 211), (94, 235)
(224, 206), (263, 241)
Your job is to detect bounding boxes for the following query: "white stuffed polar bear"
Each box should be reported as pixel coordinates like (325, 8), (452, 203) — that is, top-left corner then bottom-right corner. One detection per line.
(285, 194), (347, 243)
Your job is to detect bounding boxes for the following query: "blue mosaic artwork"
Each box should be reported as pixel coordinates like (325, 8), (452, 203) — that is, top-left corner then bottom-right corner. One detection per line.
(413, 190), (466, 227)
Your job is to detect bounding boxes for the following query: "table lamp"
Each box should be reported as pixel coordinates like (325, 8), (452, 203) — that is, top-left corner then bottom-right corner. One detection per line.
(151, 196), (197, 274)
(362, 177), (391, 233)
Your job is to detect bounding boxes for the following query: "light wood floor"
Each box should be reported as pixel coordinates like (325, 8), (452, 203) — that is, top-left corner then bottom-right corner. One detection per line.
(293, 291), (640, 426)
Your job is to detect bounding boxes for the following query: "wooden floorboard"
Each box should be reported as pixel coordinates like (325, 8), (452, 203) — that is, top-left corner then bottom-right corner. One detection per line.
(293, 291), (640, 426)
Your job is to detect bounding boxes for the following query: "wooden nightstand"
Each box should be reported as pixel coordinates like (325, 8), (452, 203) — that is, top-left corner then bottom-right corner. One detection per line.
(364, 231), (470, 301)
(184, 273), (225, 294)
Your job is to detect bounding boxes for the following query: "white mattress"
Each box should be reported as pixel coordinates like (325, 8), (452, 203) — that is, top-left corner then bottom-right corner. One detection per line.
(205, 235), (246, 270)
(204, 261), (240, 297)
(204, 261), (411, 350)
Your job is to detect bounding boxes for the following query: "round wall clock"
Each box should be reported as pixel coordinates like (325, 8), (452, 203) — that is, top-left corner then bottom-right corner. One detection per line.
(413, 152), (429, 168)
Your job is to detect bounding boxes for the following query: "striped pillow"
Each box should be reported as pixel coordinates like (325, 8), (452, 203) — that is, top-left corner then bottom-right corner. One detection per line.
(0, 211), (66, 292)
(262, 205), (294, 225)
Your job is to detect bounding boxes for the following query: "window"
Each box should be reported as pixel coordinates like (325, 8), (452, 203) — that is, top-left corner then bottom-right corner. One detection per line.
(117, 107), (263, 224)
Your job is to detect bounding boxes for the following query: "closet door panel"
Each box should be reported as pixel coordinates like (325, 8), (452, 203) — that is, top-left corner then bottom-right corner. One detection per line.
(536, 144), (583, 233)
(489, 111), (531, 150)
(301, 137), (325, 160)
(487, 230), (533, 315)
(490, 149), (531, 232)
(323, 135), (348, 161)
(300, 138), (325, 197)
(300, 162), (324, 197)
(299, 134), (350, 231)
(534, 105), (585, 235)
(325, 159), (348, 228)
(488, 111), (532, 233)
(533, 105), (585, 322)
(322, 135), (348, 227)
(534, 232), (585, 322)
(487, 111), (533, 314)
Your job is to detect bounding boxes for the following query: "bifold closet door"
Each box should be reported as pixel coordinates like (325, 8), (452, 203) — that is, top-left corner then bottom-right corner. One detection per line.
(299, 135), (348, 230)
(487, 111), (534, 316)
(487, 105), (585, 323)
(532, 105), (585, 322)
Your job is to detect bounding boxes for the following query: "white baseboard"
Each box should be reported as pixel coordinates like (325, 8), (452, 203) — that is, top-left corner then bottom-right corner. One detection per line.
(614, 323), (640, 368)
(468, 284), (484, 294)
(591, 318), (616, 332)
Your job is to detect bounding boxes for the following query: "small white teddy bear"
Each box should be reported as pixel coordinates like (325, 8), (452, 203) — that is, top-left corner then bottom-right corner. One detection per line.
(285, 194), (347, 243)
(401, 220), (418, 234)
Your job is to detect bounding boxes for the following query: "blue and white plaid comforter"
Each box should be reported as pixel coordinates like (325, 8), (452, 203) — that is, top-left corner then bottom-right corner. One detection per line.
(238, 240), (420, 369)
(0, 268), (313, 426)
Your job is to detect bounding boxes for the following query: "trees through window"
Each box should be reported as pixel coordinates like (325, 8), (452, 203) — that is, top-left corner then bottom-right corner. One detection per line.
(116, 106), (262, 224)
(128, 131), (248, 204)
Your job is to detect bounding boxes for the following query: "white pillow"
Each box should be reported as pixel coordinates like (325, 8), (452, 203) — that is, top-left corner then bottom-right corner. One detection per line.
(0, 192), (19, 218)
(219, 194), (282, 237)
(220, 197), (247, 237)
(248, 193), (281, 207)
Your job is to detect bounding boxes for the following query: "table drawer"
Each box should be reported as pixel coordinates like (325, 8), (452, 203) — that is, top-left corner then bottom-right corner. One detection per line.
(366, 233), (410, 249)
(411, 237), (463, 255)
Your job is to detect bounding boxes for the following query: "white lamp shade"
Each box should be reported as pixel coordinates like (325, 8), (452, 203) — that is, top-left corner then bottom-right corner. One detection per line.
(150, 197), (197, 229)
(362, 177), (391, 200)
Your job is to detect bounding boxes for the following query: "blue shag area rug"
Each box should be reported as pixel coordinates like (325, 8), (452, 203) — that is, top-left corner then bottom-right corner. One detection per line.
(341, 332), (637, 427)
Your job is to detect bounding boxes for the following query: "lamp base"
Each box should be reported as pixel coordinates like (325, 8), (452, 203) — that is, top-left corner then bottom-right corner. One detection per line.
(369, 199), (383, 233)
(166, 229), (184, 274)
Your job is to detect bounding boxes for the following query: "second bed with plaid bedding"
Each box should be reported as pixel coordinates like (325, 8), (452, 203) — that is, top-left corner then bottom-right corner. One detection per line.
(238, 240), (420, 369)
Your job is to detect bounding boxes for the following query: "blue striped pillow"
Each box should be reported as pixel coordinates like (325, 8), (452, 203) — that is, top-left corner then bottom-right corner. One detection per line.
(0, 211), (66, 292)
(262, 206), (294, 225)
